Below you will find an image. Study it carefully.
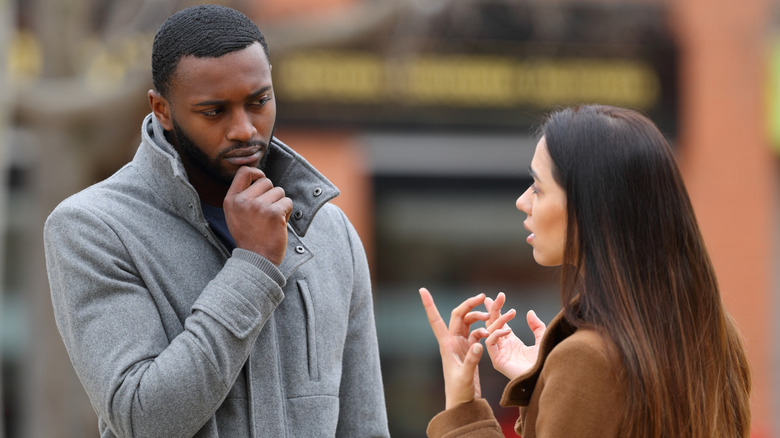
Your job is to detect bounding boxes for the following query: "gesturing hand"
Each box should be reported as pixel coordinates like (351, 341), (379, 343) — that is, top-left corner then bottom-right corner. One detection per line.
(224, 166), (293, 265)
(478, 292), (546, 380)
(419, 288), (490, 410)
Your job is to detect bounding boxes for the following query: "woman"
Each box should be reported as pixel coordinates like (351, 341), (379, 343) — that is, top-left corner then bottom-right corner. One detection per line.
(420, 104), (751, 437)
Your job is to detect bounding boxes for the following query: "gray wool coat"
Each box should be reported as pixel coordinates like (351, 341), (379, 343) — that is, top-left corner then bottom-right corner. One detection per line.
(44, 114), (389, 437)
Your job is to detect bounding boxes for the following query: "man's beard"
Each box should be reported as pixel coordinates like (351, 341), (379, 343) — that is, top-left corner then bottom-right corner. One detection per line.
(170, 118), (272, 186)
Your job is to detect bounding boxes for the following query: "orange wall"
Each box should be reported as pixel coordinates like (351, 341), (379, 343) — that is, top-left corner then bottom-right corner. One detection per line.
(245, 0), (358, 21)
(673, 0), (776, 436)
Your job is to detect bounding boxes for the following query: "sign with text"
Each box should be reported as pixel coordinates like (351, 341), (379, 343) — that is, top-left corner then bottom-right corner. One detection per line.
(272, 3), (677, 133)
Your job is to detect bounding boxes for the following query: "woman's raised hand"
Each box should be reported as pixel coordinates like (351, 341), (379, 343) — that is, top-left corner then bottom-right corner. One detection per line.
(479, 292), (546, 380)
(419, 287), (490, 409)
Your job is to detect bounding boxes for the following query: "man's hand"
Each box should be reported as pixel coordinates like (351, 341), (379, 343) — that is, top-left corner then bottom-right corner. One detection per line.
(224, 166), (293, 265)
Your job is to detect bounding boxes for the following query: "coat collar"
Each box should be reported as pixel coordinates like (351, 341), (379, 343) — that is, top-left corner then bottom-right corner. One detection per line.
(135, 113), (339, 238)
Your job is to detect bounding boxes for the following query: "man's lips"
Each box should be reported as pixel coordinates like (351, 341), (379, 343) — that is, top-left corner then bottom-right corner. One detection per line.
(223, 146), (263, 165)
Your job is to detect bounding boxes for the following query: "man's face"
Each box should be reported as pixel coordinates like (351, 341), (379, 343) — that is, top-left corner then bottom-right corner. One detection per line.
(163, 42), (276, 185)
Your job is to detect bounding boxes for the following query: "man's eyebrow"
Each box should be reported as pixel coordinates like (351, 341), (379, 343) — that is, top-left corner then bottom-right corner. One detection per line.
(528, 166), (538, 180)
(246, 86), (272, 100)
(193, 86), (272, 107)
(193, 98), (226, 107)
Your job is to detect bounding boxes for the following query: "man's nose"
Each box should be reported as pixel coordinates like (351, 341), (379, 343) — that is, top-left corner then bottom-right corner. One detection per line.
(226, 110), (257, 143)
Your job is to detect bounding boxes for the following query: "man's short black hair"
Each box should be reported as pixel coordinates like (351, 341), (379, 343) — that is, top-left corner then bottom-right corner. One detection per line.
(152, 4), (270, 98)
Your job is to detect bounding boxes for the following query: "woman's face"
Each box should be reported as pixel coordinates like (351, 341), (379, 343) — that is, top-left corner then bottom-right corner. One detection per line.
(516, 137), (567, 266)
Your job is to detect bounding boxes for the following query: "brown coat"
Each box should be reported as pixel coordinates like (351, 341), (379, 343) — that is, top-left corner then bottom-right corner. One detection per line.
(427, 312), (627, 438)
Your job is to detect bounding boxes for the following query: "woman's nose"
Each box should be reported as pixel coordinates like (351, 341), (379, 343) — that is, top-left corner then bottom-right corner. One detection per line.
(516, 187), (532, 214)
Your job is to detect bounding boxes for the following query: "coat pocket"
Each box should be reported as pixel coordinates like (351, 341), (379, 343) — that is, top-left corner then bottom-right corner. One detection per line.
(296, 279), (320, 381)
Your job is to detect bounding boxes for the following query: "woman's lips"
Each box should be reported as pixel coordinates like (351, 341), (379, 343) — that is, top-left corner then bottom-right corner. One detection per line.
(524, 221), (534, 244)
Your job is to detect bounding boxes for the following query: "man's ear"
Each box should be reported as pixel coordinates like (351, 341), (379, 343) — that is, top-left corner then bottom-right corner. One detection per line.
(148, 90), (173, 131)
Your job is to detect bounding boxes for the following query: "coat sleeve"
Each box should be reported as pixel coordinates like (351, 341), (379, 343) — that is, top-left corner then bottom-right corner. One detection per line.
(44, 202), (286, 437)
(332, 208), (390, 437)
(529, 331), (625, 438)
(426, 399), (504, 438)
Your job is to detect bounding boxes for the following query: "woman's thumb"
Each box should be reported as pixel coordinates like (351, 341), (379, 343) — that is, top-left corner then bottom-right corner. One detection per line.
(465, 343), (483, 368)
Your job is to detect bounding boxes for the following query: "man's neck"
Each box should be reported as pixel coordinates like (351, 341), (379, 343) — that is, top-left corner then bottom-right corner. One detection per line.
(163, 130), (229, 207)
(188, 170), (229, 207)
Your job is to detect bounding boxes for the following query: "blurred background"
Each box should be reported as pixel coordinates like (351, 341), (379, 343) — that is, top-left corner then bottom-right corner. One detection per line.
(0, 0), (777, 436)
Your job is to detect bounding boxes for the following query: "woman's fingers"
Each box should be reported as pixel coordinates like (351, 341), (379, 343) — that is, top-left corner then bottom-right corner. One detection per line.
(444, 342), (484, 409)
(420, 288), (490, 339)
(492, 292), (506, 314)
(486, 307), (517, 333)
(485, 292), (507, 325)
(419, 288), (449, 342)
(448, 293), (486, 334)
(485, 327), (513, 344)
(469, 327), (489, 343)
(484, 296), (494, 312)
(464, 343), (483, 368)
(463, 311), (489, 327)
(527, 310), (546, 345)
(485, 327), (514, 347)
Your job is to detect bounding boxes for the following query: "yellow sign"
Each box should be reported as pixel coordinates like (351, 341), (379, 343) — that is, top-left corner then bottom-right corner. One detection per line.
(275, 50), (661, 110)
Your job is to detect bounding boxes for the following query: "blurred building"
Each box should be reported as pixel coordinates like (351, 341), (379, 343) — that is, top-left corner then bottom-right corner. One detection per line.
(1, 0), (776, 437)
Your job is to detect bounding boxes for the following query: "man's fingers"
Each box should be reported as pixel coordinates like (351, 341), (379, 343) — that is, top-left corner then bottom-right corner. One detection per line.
(262, 185), (285, 200)
(226, 166), (266, 197)
(224, 167), (292, 223)
(276, 196), (293, 223)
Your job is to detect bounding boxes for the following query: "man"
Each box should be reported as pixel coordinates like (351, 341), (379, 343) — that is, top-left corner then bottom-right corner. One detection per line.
(43, 5), (389, 437)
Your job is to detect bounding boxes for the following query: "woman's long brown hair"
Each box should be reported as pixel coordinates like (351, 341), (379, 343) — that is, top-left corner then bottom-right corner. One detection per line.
(542, 105), (751, 437)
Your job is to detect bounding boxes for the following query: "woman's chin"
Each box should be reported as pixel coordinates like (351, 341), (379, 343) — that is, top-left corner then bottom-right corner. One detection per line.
(532, 250), (563, 267)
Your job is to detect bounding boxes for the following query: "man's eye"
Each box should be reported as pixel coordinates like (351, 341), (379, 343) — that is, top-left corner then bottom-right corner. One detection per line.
(202, 108), (222, 117)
